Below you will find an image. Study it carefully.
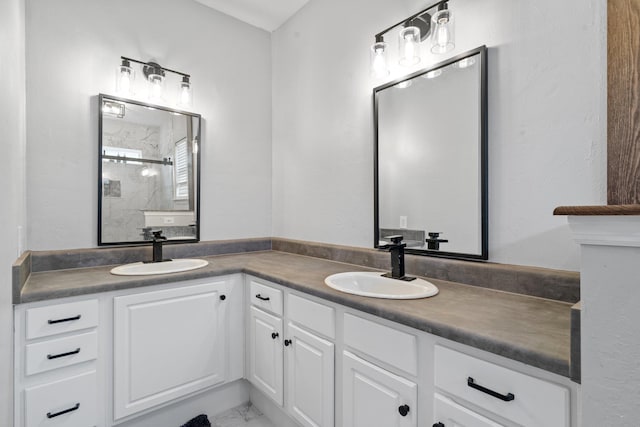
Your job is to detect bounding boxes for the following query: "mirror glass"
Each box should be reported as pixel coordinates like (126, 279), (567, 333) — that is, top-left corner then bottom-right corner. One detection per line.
(98, 94), (201, 245)
(374, 46), (487, 259)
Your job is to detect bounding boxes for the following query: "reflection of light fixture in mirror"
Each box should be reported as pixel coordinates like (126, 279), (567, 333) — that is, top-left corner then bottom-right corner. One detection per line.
(431, 2), (454, 54)
(399, 26), (421, 67)
(178, 76), (192, 108)
(457, 57), (476, 69)
(394, 80), (413, 89)
(422, 69), (443, 79)
(102, 101), (125, 118)
(370, 37), (390, 78)
(116, 59), (135, 96)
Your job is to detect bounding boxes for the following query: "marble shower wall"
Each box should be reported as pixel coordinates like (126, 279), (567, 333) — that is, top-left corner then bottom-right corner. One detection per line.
(101, 117), (185, 242)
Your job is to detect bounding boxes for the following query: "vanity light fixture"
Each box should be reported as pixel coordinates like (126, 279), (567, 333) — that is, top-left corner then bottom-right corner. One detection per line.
(457, 56), (476, 68)
(370, 0), (455, 77)
(116, 56), (193, 108)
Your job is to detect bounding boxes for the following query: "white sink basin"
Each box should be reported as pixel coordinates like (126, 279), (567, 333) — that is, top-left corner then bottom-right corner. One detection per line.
(110, 259), (209, 276)
(324, 272), (438, 299)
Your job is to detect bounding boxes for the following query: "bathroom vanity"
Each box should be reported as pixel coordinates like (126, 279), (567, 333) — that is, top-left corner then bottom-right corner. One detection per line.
(12, 244), (579, 427)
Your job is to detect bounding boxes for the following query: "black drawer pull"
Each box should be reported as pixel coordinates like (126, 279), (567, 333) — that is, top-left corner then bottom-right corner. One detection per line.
(284, 339), (292, 346)
(47, 403), (80, 418)
(48, 315), (81, 325)
(398, 404), (410, 416)
(433, 423), (445, 427)
(272, 332), (279, 339)
(255, 294), (270, 301)
(467, 377), (515, 402)
(47, 348), (81, 360)
(220, 295), (226, 301)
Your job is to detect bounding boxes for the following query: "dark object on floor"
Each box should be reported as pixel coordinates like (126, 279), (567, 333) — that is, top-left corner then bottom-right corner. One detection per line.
(180, 414), (211, 427)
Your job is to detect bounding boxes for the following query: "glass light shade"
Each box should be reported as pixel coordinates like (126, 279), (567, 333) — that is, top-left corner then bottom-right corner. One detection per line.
(116, 64), (135, 96)
(178, 78), (192, 108)
(147, 73), (164, 102)
(431, 9), (455, 54)
(370, 42), (390, 78)
(398, 27), (421, 67)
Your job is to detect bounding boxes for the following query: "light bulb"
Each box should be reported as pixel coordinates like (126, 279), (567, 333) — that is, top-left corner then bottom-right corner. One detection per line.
(370, 41), (389, 78)
(399, 27), (421, 67)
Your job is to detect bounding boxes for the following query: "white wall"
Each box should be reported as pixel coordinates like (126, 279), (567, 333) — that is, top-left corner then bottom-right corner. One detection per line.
(272, 0), (606, 271)
(26, 0), (273, 250)
(0, 0), (26, 424)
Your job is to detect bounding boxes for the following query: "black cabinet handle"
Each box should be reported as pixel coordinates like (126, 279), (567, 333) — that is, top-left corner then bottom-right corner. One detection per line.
(284, 339), (292, 346)
(48, 315), (81, 325)
(47, 348), (81, 360)
(255, 294), (270, 301)
(47, 403), (80, 418)
(433, 423), (445, 427)
(467, 377), (515, 402)
(398, 404), (410, 416)
(220, 295), (226, 301)
(272, 332), (279, 339)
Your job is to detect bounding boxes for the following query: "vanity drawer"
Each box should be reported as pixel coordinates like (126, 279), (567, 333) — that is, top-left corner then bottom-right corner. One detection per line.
(24, 370), (97, 427)
(250, 279), (283, 316)
(434, 393), (504, 427)
(25, 331), (98, 376)
(26, 299), (98, 340)
(434, 346), (569, 427)
(288, 293), (335, 339)
(344, 313), (417, 376)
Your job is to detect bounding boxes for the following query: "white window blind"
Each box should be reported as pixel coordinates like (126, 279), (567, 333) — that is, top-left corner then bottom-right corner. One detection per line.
(174, 139), (189, 200)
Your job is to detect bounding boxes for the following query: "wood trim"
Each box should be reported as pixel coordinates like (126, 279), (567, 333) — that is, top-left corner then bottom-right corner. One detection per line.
(608, 0), (640, 204)
(554, 204), (640, 216)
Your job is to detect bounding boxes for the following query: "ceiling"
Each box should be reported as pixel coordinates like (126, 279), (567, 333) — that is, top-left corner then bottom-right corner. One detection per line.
(193, 0), (310, 32)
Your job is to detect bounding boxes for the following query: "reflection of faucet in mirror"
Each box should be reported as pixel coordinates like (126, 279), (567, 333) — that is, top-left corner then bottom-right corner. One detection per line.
(149, 230), (168, 263)
(379, 235), (416, 281)
(426, 232), (448, 250)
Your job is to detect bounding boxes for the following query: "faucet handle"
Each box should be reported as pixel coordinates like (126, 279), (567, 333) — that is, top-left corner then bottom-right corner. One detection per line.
(152, 230), (167, 241)
(386, 235), (404, 245)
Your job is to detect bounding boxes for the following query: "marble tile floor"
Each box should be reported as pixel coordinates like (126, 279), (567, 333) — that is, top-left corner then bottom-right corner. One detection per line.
(209, 403), (275, 427)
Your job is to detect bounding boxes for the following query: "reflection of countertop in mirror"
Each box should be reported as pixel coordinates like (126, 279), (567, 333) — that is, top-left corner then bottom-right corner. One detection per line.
(16, 249), (574, 379)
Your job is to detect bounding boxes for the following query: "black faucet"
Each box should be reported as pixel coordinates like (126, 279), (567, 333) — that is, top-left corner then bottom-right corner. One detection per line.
(150, 230), (168, 263)
(379, 235), (416, 281)
(426, 232), (448, 250)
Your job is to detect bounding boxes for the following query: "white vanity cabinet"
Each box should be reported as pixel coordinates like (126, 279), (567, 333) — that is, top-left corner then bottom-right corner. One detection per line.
(14, 298), (102, 427)
(113, 278), (239, 420)
(246, 276), (335, 427)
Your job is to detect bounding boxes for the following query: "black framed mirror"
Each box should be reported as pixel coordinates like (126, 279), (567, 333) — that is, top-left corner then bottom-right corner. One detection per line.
(374, 46), (488, 260)
(98, 94), (201, 246)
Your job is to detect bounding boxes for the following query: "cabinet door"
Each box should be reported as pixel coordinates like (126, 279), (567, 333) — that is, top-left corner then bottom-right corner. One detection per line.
(434, 393), (505, 427)
(286, 322), (334, 427)
(249, 306), (284, 406)
(342, 351), (417, 427)
(113, 281), (229, 420)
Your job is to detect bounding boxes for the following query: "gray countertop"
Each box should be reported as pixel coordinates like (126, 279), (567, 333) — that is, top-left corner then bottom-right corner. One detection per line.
(18, 250), (572, 378)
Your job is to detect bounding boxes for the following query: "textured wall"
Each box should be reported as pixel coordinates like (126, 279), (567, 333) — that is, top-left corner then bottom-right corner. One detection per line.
(0, 0), (26, 424)
(271, 0), (607, 270)
(26, 0), (273, 250)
